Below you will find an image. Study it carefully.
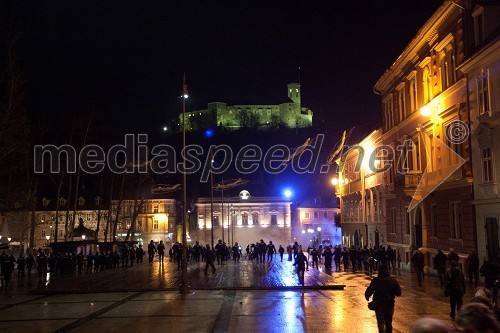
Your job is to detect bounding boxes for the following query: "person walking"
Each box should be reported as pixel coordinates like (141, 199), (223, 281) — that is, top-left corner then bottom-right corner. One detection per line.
(365, 265), (402, 333)
(323, 246), (333, 271)
(435, 249), (447, 286)
(147, 240), (156, 263)
(295, 250), (308, 286)
(445, 260), (466, 321)
(16, 254), (26, 277)
(278, 245), (285, 262)
(204, 244), (216, 274)
(311, 247), (319, 269)
(136, 245), (144, 264)
(267, 241), (276, 262)
(25, 253), (34, 274)
(466, 250), (479, 286)
(1, 253), (15, 290)
(232, 243), (241, 262)
(157, 240), (165, 263)
(411, 248), (425, 286)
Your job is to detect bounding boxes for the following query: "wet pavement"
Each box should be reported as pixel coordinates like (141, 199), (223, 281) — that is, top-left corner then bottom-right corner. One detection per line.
(0, 258), (475, 332)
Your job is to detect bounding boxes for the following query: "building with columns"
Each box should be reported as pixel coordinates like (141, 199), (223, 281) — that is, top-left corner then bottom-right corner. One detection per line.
(193, 190), (292, 247)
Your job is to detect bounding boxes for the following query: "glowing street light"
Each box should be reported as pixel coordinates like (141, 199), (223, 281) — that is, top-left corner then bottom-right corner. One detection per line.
(283, 188), (293, 199)
(317, 227), (322, 232)
(420, 105), (431, 117)
(82, 234), (86, 240)
(331, 177), (339, 186)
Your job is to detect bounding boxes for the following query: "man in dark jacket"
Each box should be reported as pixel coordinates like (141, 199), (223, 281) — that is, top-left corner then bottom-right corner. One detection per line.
(446, 260), (466, 320)
(435, 249), (447, 285)
(411, 249), (425, 286)
(466, 250), (480, 286)
(365, 265), (402, 333)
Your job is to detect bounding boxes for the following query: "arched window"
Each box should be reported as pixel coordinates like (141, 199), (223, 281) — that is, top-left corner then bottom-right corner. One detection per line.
(242, 213), (248, 225)
(252, 212), (259, 225)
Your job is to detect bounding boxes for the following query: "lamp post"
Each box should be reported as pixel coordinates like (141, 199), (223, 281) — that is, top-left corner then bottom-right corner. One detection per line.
(45, 235), (50, 246)
(317, 227), (322, 247)
(210, 147), (214, 249)
(180, 73), (190, 294)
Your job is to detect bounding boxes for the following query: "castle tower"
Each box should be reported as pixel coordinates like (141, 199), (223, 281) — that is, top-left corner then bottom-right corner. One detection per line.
(287, 83), (301, 105)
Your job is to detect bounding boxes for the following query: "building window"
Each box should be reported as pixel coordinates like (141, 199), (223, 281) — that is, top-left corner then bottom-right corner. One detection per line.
(252, 212), (259, 225)
(473, 8), (484, 46)
(242, 213), (248, 226)
(270, 215), (277, 225)
(390, 208), (396, 233)
(477, 70), (490, 115)
(41, 214), (46, 222)
(449, 202), (462, 239)
(482, 148), (494, 183)
(103, 213), (108, 221)
(51, 215), (55, 221)
(409, 79), (417, 113)
(78, 197), (85, 206)
(405, 209), (410, 235)
(213, 215), (220, 227)
(41, 229), (46, 238)
(58, 229), (63, 237)
(87, 213), (91, 221)
(304, 212), (310, 219)
(153, 219), (159, 230)
(431, 204), (438, 237)
(323, 212), (328, 219)
(423, 67), (431, 104)
(314, 212), (319, 219)
(153, 205), (158, 213)
(59, 197), (66, 207)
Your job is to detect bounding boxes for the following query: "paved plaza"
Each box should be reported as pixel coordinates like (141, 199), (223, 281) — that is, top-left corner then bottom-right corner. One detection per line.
(0, 257), (475, 332)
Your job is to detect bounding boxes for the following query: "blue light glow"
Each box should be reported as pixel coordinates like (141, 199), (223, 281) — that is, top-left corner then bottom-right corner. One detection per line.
(283, 188), (293, 199)
(204, 128), (214, 139)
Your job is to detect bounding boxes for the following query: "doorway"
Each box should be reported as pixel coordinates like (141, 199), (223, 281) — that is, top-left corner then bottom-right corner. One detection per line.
(485, 217), (499, 259)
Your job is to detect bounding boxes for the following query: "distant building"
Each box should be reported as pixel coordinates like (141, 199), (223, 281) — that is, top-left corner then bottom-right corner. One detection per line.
(175, 83), (313, 131)
(337, 129), (387, 249)
(193, 190), (292, 247)
(295, 197), (341, 248)
(112, 198), (176, 247)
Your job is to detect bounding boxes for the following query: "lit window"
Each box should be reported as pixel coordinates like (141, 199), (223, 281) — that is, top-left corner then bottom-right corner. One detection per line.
(304, 212), (310, 219)
(153, 219), (159, 230)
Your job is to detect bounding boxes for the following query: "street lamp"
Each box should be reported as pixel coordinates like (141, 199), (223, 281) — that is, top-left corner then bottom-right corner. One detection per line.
(317, 227), (322, 247)
(180, 73), (190, 294)
(45, 235), (50, 246)
(82, 234), (86, 240)
(7, 237), (11, 242)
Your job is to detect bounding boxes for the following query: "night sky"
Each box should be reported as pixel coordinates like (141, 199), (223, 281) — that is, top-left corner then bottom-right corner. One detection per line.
(4, 1), (442, 132)
(1, 1), (443, 200)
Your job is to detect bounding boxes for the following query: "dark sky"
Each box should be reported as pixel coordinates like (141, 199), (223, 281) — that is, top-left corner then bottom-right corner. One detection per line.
(4, 0), (442, 135)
